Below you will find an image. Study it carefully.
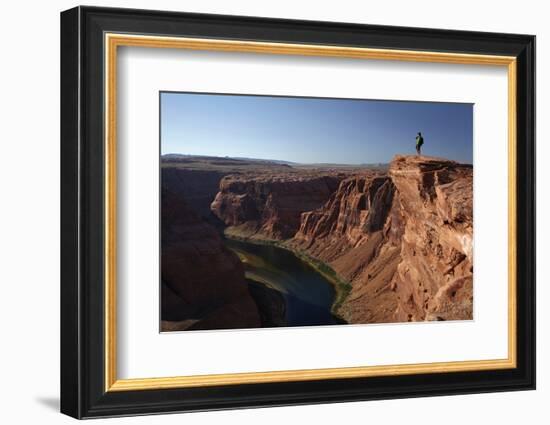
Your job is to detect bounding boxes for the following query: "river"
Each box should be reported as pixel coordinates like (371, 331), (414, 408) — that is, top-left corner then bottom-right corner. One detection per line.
(224, 238), (341, 327)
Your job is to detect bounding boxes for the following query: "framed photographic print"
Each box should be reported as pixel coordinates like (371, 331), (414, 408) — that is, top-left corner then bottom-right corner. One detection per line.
(60, 6), (535, 419)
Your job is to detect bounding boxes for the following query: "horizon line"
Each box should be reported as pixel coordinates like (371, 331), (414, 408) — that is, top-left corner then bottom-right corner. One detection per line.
(161, 152), (388, 166)
(161, 152), (472, 166)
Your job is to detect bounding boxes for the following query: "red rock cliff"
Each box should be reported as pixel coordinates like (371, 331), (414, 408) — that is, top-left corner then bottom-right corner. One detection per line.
(389, 155), (473, 322)
(291, 172), (402, 323)
(161, 188), (260, 330)
(210, 173), (342, 240)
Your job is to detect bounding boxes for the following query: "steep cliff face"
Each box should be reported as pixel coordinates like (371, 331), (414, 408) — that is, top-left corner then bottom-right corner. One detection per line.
(293, 174), (395, 251)
(389, 155), (473, 322)
(161, 167), (226, 222)
(209, 156), (473, 324)
(211, 173), (342, 240)
(291, 173), (403, 323)
(161, 188), (260, 331)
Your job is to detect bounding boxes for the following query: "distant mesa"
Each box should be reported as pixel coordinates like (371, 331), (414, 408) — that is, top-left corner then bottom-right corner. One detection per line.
(162, 153), (294, 167)
(161, 153), (388, 170)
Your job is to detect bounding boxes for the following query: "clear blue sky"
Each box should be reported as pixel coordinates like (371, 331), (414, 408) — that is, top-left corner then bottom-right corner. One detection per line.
(160, 92), (473, 164)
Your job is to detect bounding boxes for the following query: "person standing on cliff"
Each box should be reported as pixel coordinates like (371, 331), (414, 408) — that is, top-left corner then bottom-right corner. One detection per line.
(415, 132), (424, 155)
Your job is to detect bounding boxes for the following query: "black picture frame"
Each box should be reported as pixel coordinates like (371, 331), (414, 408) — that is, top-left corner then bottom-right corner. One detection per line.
(60, 5), (535, 419)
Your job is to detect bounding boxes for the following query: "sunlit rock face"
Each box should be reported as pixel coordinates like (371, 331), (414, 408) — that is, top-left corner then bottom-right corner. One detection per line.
(211, 173), (343, 240)
(388, 155), (473, 322)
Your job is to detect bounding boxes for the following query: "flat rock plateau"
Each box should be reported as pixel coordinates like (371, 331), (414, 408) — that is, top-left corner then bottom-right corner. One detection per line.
(161, 154), (473, 330)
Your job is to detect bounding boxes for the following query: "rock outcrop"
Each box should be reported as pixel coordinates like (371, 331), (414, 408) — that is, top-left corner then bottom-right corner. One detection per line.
(211, 173), (343, 240)
(389, 155), (473, 322)
(161, 188), (261, 331)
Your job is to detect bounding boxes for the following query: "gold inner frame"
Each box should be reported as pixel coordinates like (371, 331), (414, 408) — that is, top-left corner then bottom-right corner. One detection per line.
(104, 33), (517, 392)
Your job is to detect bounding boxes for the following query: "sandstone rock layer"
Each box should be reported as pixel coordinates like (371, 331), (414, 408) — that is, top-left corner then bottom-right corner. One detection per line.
(389, 155), (473, 322)
(211, 173), (342, 240)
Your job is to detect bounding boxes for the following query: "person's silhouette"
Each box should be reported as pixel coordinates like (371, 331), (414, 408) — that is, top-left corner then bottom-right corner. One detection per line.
(415, 132), (424, 155)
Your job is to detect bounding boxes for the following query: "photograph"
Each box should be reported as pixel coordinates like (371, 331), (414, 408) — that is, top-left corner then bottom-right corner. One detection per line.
(160, 92), (474, 332)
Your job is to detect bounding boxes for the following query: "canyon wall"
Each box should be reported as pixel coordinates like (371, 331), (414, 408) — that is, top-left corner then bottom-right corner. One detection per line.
(211, 155), (473, 323)
(291, 173), (403, 323)
(389, 155), (473, 322)
(211, 173), (343, 240)
(162, 167), (226, 222)
(161, 188), (261, 330)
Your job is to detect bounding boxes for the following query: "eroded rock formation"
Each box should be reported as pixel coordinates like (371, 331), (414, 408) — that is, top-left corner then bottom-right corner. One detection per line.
(389, 155), (473, 322)
(210, 173), (342, 240)
(291, 173), (402, 323)
(161, 188), (261, 331)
